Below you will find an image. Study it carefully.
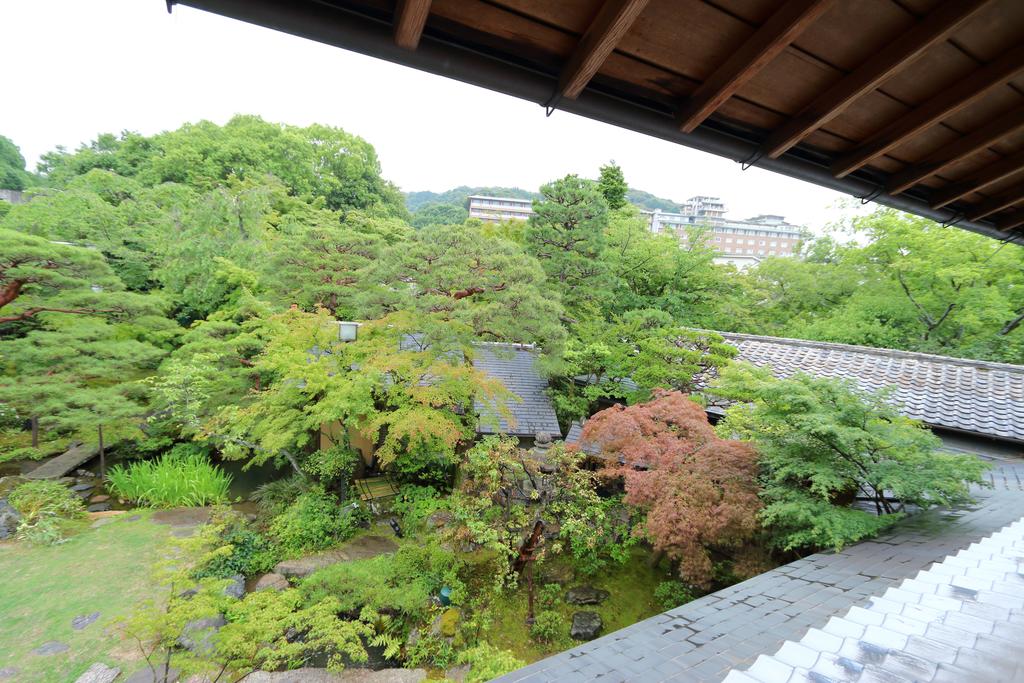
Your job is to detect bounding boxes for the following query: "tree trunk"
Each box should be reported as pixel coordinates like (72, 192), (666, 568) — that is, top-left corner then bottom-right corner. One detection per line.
(647, 548), (665, 569)
(98, 425), (105, 480)
(525, 561), (536, 625)
(31, 416), (39, 448)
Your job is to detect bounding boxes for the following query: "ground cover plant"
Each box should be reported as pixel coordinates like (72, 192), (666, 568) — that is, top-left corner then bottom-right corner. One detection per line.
(7, 479), (85, 545)
(107, 452), (233, 507)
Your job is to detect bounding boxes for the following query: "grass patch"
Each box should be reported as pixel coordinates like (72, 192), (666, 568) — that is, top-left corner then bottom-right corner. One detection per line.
(477, 547), (669, 663)
(0, 511), (171, 682)
(108, 453), (233, 507)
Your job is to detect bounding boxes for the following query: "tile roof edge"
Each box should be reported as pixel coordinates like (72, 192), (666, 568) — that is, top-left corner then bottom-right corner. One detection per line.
(716, 331), (1024, 374)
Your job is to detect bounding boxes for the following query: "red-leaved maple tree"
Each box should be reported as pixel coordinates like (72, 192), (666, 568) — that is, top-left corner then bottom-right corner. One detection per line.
(580, 390), (764, 588)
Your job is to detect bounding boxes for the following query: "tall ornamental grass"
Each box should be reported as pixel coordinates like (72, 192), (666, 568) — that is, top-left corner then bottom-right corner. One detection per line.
(108, 453), (233, 507)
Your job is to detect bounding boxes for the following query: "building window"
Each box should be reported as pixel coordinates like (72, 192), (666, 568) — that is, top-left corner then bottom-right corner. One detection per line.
(770, 241), (777, 247)
(759, 240), (766, 245)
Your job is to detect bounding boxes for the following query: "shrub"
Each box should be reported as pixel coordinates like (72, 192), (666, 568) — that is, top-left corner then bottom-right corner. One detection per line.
(715, 364), (990, 552)
(529, 610), (564, 643)
(8, 480), (85, 545)
(653, 581), (695, 610)
(457, 643), (525, 683)
(406, 633), (455, 669)
(269, 488), (360, 557)
(301, 544), (466, 625)
(390, 484), (446, 530)
(537, 584), (561, 611)
(250, 475), (312, 517)
(196, 511), (278, 579)
(107, 452), (232, 507)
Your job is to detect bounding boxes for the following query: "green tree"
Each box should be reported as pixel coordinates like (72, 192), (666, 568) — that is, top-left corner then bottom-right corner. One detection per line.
(410, 202), (468, 228)
(714, 363), (989, 552)
(597, 161), (627, 210)
(0, 135), (32, 191)
(525, 175), (610, 315)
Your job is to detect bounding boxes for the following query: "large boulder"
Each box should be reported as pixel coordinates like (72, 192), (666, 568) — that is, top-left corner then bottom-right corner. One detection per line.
(252, 573), (289, 592)
(0, 500), (20, 540)
(75, 663), (121, 683)
(565, 585), (609, 605)
(570, 611), (603, 641)
(274, 536), (398, 579)
(224, 574), (246, 599)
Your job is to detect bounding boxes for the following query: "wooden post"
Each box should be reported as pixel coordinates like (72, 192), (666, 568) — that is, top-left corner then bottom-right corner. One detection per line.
(31, 416), (39, 448)
(98, 424), (105, 480)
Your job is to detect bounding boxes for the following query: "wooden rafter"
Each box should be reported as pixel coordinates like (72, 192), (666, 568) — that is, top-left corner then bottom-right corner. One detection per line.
(887, 107), (1024, 195)
(761, 0), (992, 159)
(394, 0), (431, 50)
(996, 210), (1024, 232)
(557, 0), (650, 100)
(968, 184), (1024, 222)
(833, 43), (1024, 178)
(930, 149), (1024, 210)
(677, 0), (834, 133)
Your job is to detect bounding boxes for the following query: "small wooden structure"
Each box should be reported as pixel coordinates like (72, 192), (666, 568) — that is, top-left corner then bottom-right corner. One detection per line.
(25, 443), (98, 480)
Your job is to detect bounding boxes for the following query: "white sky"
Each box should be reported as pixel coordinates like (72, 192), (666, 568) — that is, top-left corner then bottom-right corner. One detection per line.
(0, 0), (861, 232)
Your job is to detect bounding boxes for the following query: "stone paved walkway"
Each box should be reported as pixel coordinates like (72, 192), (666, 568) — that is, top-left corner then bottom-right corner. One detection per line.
(495, 458), (1024, 683)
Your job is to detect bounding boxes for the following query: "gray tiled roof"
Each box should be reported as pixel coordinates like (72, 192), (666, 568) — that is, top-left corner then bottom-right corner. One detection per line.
(472, 343), (561, 438)
(725, 333), (1024, 443)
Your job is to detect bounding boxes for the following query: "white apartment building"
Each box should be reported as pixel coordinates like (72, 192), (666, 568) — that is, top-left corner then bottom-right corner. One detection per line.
(467, 195), (534, 223)
(646, 197), (804, 268)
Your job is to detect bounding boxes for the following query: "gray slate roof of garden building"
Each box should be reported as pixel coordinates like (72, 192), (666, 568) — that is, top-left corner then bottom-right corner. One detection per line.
(723, 333), (1024, 443)
(495, 447), (1024, 683)
(472, 343), (561, 438)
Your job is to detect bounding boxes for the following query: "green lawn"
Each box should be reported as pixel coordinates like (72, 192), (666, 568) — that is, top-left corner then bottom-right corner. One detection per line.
(0, 512), (171, 682)
(479, 548), (670, 663)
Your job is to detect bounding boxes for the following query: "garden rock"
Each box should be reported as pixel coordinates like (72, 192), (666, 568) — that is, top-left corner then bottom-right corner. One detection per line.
(88, 502), (112, 513)
(253, 572), (288, 591)
(72, 611), (101, 630)
(445, 665), (471, 682)
(0, 500), (20, 540)
(540, 564), (574, 585)
(75, 663), (121, 683)
(91, 517), (116, 529)
(426, 510), (453, 529)
(0, 668), (18, 679)
(177, 615), (226, 655)
(224, 574), (245, 599)
(58, 477), (76, 485)
(125, 664), (180, 683)
(570, 611), (603, 640)
(565, 585), (609, 605)
(71, 483), (95, 492)
(76, 469), (96, 477)
(33, 640), (70, 655)
(430, 608), (460, 639)
(90, 494), (111, 504)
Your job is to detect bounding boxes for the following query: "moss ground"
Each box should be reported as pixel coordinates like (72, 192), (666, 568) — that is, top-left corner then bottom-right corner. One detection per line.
(0, 511), (170, 682)
(478, 547), (671, 663)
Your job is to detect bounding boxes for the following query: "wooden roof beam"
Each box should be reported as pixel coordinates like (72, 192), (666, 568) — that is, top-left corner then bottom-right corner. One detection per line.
(677, 0), (835, 133)
(996, 209), (1024, 232)
(760, 0), (992, 159)
(394, 0), (431, 50)
(887, 107), (1024, 195)
(967, 183), (1024, 221)
(833, 43), (1024, 178)
(930, 148), (1024, 209)
(557, 0), (650, 100)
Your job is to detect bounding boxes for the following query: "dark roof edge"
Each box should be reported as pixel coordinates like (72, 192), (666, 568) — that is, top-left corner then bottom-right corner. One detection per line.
(718, 332), (1024, 374)
(168, 0), (1021, 246)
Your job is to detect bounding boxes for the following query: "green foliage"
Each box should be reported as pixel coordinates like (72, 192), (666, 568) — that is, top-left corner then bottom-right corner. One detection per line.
(8, 480), (85, 545)
(0, 135), (32, 190)
(107, 452), (232, 507)
(537, 584), (562, 611)
(410, 202), (468, 228)
(404, 186), (538, 212)
(653, 581), (695, 610)
(268, 488), (359, 557)
(597, 162), (628, 210)
(195, 511), (278, 579)
(250, 474), (313, 517)
(715, 364), (990, 551)
(406, 633), (456, 669)
(457, 642), (526, 683)
(301, 544), (466, 623)
(390, 484), (447, 530)
(529, 610), (564, 643)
